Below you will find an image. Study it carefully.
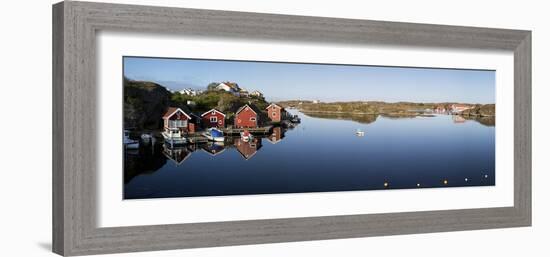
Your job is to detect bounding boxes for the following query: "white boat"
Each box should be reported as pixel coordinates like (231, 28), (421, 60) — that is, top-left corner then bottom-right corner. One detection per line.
(140, 133), (152, 144)
(356, 129), (365, 137)
(123, 130), (140, 149)
(162, 128), (187, 146)
(203, 128), (225, 142)
(240, 129), (254, 142)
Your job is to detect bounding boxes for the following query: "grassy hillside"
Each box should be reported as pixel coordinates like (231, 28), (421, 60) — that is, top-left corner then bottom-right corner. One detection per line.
(124, 78), (270, 129)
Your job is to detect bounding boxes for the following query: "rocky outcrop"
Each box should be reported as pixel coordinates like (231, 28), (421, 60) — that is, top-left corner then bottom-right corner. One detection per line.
(124, 78), (171, 129)
(461, 104), (496, 117)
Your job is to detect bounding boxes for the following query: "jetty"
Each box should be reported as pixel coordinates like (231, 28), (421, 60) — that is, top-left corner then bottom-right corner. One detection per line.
(222, 125), (273, 135)
(186, 135), (209, 144)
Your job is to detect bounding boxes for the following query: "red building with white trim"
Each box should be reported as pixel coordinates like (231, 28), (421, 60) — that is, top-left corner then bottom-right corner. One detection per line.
(162, 107), (196, 133)
(265, 103), (283, 122)
(201, 109), (226, 128)
(234, 104), (258, 128)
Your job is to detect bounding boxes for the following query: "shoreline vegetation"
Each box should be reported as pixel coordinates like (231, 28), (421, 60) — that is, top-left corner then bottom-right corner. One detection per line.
(277, 100), (495, 117)
(278, 100), (495, 126)
(124, 78), (496, 130)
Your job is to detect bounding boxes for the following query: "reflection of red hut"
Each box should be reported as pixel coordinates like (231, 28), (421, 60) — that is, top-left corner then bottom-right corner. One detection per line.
(234, 138), (262, 160)
(162, 107), (196, 133)
(234, 104), (258, 128)
(162, 145), (192, 166)
(265, 103), (283, 122)
(267, 127), (284, 144)
(201, 109), (226, 128)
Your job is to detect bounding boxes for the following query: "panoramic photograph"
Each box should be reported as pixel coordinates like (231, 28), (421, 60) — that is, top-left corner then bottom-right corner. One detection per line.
(123, 56), (496, 200)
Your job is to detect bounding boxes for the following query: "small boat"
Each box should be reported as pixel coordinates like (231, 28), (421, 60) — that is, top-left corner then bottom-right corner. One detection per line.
(240, 129), (254, 142)
(355, 129), (365, 136)
(290, 115), (301, 123)
(140, 133), (152, 144)
(203, 128), (225, 142)
(162, 128), (187, 147)
(123, 130), (140, 149)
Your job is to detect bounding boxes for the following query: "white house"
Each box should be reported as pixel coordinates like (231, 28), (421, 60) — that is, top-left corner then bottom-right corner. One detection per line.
(239, 88), (250, 97)
(250, 90), (263, 97)
(179, 88), (201, 96)
(216, 82), (240, 95)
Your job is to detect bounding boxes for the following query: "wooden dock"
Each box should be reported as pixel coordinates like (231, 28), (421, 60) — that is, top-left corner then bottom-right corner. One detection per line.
(222, 126), (273, 135)
(186, 135), (209, 144)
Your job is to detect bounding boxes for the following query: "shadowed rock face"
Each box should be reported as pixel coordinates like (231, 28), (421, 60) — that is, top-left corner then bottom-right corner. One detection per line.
(124, 79), (171, 129)
(302, 111), (378, 124)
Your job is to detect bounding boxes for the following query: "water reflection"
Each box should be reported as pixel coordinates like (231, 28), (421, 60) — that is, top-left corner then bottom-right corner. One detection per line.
(463, 115), (495, 126)
(267, 126), (285, 144)
(162, 145), (192, 166)
(304, 111), (494, 127)
(124, 110), (495, 199)
(452, 115), (466, 123)
(234, 137), (263, 160)
(302, 111), (378, 124)
(124, 145), (167, 184)
(201, 142), (227, 156)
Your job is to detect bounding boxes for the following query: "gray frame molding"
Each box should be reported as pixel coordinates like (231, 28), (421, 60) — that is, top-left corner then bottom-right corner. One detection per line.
(52, 1), (531, 256)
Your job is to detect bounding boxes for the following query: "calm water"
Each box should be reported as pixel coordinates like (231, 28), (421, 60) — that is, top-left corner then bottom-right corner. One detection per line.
(124, 110), (495, 199)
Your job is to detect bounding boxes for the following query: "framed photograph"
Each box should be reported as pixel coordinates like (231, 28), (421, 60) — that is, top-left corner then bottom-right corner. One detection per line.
(53, 1), (531, 256)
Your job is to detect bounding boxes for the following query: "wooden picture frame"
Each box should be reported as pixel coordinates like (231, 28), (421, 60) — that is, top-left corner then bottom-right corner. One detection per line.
(52, 1), (531, 256)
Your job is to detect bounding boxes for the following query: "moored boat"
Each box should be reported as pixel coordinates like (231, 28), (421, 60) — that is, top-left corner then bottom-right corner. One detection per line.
(140, 133), (152, 144)
(123, 130), (140, 149)
(162, 128), (187, 147)
(290, 115), (301, 123)
(203, 128), (225, 142)
(240, 129), (254, 142)
(356, 129), (365, 136)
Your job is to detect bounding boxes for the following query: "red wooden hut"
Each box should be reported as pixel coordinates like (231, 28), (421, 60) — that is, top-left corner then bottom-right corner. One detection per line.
(201, 109), (226, 128)
(265, 103), (283, 122)
(162, 107), (197, 133)
(234, 104), (258, 128)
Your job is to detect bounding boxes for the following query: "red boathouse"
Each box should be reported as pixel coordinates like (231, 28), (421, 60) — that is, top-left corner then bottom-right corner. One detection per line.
(265, 103), (283, 122)
(234, 104), (258, 128)
(201, 109), (226, 128)
(162, 107), (196, 133)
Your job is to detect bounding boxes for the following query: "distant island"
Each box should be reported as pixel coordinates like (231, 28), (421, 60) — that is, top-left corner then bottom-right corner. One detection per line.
(277, 100), (495, 117)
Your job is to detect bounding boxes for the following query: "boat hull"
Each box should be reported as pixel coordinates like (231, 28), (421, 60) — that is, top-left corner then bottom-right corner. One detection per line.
(162, 132), (187, 146)
(203, 129), (225, 142)
(124, 142), (139, 149)
(204, 134), (225, 142)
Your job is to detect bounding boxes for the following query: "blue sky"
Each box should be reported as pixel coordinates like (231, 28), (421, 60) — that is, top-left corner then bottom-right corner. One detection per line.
(123, 56), (495, 104)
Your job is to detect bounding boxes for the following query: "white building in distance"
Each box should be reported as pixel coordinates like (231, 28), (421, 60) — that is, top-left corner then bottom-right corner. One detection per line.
(179, 88), (201, 96)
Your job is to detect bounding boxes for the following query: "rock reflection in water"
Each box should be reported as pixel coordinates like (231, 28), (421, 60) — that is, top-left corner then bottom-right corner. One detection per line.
(302, 111), (378, 124)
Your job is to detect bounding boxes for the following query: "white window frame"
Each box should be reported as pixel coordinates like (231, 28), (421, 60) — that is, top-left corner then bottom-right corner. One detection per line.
(210, 116), (218, 123)
(250, 117), (257, 122)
